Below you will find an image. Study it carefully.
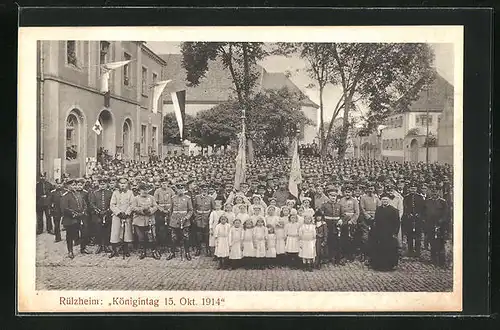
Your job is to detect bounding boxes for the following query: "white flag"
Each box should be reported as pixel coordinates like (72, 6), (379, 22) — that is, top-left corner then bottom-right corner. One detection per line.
(288, 137), (302, 198)
(151, 80), (171, 114)
(99, 60), (132, 93)
(92, 119), (103, 135)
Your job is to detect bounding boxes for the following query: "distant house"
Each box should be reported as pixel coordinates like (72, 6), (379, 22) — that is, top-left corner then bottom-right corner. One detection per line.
(352, 72), (454, 164)
(160, 54), (319, 154)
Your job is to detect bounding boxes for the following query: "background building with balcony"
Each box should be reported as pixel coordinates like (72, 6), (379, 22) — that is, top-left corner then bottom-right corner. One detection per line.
(37, 40), (166, 180)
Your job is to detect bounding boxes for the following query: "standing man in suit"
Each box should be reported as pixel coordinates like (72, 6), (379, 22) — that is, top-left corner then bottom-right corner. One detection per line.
(60, 179), (88, 259)
(36, 172), (54, 235)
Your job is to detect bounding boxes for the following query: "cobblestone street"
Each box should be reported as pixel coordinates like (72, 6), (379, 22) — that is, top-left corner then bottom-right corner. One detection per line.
(35, 232), (453, 292)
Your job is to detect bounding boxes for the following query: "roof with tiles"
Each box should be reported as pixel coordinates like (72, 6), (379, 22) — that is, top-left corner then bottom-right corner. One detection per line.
(160, 54), (318, 108)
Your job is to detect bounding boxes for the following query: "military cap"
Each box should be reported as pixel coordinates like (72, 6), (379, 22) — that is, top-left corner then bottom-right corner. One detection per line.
(118, 177), (129, 184)
(138, 182), (148, 190)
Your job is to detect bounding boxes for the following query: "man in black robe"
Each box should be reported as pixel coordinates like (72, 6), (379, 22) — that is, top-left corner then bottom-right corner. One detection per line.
(368, 193), (400, 271)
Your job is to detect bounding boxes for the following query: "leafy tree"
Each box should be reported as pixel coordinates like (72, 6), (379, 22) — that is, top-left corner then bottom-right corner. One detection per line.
(187, 87), (312, 156)
(276, 42), (435, 159)
(274, 43), (336, 155)
(162, 112), (195, 144)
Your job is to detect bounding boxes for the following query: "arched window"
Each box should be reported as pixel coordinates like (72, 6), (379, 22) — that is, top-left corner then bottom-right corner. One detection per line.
(66, 113), (79, 161)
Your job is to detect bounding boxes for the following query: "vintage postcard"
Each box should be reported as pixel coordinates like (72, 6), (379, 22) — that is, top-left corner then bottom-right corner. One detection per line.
(18, 25), (463, 313)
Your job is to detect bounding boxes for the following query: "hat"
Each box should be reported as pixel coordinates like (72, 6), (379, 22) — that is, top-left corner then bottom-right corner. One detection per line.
(118, 177), (129, 184)
(380, 192), (391, 199)
(138, 182), (148, 190)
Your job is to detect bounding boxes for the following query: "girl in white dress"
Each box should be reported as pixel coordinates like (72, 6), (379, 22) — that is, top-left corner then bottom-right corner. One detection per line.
(280, 206), (291, 226)
(228, 218), (244, 269)
(223, 203), (236, 226)
(249, 204), (265, 226)
(298, 214), (317, 272)
(275, 217), (286, 267)
(209, 200), (224, 258)
(265, 205), (279, 228)
(242, 219), (255, 268)
(236, 204), (249, 226)
(214, 215), (230, 269)
(296, 206), (305, 225)
(301, 198), (315, 219)
(285, 212), (300, 269)
(253, 217), (268, 269)
(286, 199), (297, 211)
(265, 225), (277, 268)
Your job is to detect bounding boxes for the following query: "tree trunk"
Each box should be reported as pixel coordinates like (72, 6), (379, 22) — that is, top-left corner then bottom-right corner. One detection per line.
(337, 96), (351, 160)
(318, 86), (326, 159)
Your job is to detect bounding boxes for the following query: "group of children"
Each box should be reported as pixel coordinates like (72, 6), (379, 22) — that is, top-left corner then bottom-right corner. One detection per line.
(208, 196), (328, 272)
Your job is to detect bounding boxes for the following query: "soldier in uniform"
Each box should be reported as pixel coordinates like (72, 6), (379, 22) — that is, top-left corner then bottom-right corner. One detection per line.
(358, 184), (381, 262)
(49, 179), (65, 242)
(89, 178), (113, 254)
(193, 183), (215, 256)
(166, 181), (194, 261)
(423, 185), (449, 267)
(131, 182), (159, 259)
(36, 172), (54, 235)
(60, 179), (88, 259)
(154, 178), (175, 255)
(339, 185), (360, 262)
(402, 181), (425, 257)
(75, 179), (91, 254)
(109, 177), (135, 258)
(319, 185), (343, 265)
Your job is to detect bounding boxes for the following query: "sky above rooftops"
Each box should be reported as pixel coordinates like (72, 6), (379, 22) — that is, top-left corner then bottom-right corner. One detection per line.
(147, 42), (454, 122)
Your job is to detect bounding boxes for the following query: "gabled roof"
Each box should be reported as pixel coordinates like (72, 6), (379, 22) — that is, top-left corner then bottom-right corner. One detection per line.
(399, 71), (454, 113)
(160, 53), (318, 108)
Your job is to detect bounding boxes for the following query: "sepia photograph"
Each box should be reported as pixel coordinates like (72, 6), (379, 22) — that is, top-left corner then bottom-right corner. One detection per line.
(18, 25), (463, 312)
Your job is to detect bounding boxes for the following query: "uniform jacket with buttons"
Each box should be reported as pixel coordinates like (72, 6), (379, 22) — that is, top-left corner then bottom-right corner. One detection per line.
(423, 197), (449, 227)
(320, 200), (342, 220)
(339, 197), (360, 224)
(194, 194), (215, 228)
(402, 193), (425, 218)
(169, 194), (193, 229)
(49, 188), (66, 216)
(60, 190), (88, 226)
(89, 188), (113, 215)
(131, 194), (158, 227)
(154, 187), (175, 213)
(36, 180), (54, 207)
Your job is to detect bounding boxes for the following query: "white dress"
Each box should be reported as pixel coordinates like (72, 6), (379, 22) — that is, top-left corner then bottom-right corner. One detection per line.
(242, 228), (255, 257)
(266, 233), (277, 258)
(285, 222), (300, 253)
(253, 226), (268, 258)
(209, 210), (225, 247)
(225, 211), (236, 225)
(265, 215), (279, 228)
(298, 223), (317, 259)
(275, 226), (286, 255)
(229, 227), (244, 260)
(214, 223), (230, 258)
(236, 213), (249, 225)
(280, 216), (290, 226)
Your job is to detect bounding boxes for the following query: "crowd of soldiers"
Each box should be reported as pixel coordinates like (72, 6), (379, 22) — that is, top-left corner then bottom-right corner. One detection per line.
(36, 153), (453, 268)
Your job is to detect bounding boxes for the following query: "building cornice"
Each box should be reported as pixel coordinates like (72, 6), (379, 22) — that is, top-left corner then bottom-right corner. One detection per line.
(41, 74), (140, 106)
(141, 44), (167, 66)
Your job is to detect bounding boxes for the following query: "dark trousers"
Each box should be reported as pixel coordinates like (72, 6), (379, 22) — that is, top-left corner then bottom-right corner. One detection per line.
(78, 218), (90, 251)
(36, 206), (52, 234)
(65, 223), (79, 252)
(134, 225), (154, 252)
(52, 213), (62, 241)
(170, 226), (190, 252)
(155, 213), (171, 251)
(430, 229), (446, 266)
(340, 225), (356, 261)
(405, 230), (422, 255)
(194, 225), (209, 251)
(93, 215), (111, 246)
(325, 219), (342, 262)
